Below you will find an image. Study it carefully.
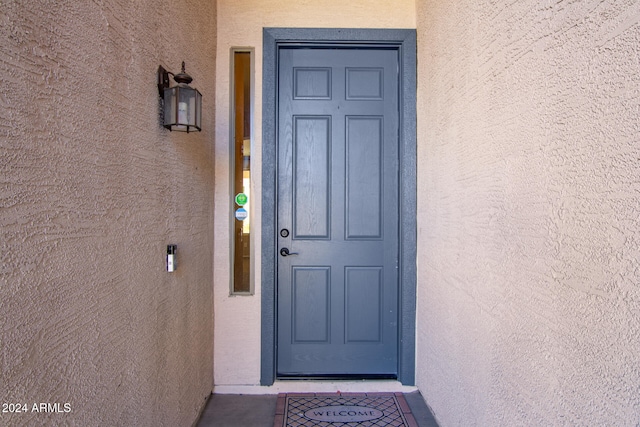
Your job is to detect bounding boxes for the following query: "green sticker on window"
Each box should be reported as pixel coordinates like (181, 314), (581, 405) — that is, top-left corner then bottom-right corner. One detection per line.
(235, 193), (248, 206)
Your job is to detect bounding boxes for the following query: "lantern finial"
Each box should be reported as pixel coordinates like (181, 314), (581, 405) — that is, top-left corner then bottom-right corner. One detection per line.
(173, 61), (193, 85)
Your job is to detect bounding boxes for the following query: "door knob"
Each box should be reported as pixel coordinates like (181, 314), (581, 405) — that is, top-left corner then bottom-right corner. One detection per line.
(280, 247), (298, 257)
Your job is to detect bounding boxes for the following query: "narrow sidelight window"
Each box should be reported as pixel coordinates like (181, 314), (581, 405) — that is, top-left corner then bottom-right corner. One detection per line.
(231, 49), (253, 294)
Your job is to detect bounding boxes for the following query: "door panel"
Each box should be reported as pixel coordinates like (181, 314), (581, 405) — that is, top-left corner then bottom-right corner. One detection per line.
(346, 116), (383, 239)
(293, 116), (331, 239)
(292, 267), (330, 343)
(277, 47), (399, 377)
(345, 267), (382, 343)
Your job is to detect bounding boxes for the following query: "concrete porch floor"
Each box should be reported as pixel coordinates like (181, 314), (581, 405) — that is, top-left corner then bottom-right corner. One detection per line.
(196, 391), (439, 426)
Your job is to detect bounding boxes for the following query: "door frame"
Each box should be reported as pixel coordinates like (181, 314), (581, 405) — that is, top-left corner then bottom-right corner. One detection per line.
(261, 28), (417, 386)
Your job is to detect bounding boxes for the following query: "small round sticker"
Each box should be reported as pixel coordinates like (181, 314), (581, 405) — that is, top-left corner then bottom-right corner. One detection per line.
(235, 207), (248, 221)
(235, 193), (248, 206)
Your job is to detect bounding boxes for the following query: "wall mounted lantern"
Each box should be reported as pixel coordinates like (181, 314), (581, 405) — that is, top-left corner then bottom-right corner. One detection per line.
(157, 61), (202, 133)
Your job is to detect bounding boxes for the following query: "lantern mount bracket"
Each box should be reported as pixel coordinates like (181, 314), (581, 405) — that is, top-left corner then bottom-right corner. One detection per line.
(157, 62), (193, 96)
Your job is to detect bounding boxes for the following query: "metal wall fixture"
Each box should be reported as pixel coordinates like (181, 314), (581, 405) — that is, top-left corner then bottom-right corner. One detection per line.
(157, 62), (202, 132)
(167, 244), (177, 272)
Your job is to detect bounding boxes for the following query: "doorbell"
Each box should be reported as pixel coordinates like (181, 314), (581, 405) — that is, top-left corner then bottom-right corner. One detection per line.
(167, 245), (177, 272)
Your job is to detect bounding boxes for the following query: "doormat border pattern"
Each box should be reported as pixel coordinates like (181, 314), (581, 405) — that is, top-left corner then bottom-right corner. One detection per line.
(274, 392), (419, 427)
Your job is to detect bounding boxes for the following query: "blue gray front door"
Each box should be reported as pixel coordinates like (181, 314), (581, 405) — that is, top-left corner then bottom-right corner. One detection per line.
(277, 47), (399, 377)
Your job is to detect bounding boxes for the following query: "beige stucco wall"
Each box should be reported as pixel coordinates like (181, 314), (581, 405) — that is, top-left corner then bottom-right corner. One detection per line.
(416, 0), (640, 425)
(214, 0), (416, 388)
(1, 1), (216, 425)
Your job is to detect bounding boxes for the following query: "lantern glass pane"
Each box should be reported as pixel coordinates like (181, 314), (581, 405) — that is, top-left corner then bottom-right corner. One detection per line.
(196, 91), (202, 129)
(178, 87), (195, 127)
(163, 87), (176, 128)
(162, 83), (201, 132)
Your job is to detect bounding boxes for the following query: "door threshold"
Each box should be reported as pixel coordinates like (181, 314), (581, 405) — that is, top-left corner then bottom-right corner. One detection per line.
(277, 374), (397, 381)
(213, 380), (417, 395)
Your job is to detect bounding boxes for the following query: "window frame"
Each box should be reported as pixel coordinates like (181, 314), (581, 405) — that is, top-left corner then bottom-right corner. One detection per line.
(229, 47), (255, 296)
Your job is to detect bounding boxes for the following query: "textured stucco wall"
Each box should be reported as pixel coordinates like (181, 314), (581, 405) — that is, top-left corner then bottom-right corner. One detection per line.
(214, 0), (416, 389)
(416, 0), (640, 425)
(1, 1), (215, 425)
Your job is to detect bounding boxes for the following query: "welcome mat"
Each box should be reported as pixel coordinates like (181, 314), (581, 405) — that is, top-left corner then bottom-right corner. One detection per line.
(274, 392), (419, 427)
